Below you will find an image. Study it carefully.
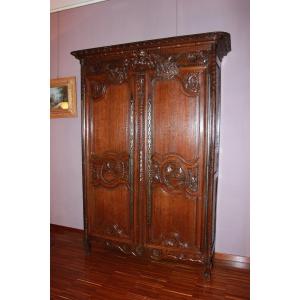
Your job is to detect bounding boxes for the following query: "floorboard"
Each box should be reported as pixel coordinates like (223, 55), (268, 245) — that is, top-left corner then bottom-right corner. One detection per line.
(51, 228), (250, 300)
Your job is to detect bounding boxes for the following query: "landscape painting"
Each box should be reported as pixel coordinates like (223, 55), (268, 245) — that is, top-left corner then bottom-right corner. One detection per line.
(50, 77), (77, 118)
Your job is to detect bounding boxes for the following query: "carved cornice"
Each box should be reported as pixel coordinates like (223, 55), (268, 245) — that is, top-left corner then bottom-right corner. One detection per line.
(71, 32), (230, 60)
(216, 33), (231, 61)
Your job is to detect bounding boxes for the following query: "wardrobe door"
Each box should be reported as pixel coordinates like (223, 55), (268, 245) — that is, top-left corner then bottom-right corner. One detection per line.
(85, 69), (137, 247)
(144, 63), (208, 262)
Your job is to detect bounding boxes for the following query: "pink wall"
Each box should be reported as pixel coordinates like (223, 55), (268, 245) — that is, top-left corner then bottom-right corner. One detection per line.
(50, 0), (249, 256)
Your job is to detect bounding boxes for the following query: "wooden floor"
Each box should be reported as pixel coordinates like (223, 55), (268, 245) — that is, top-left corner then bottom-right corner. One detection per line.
(51, 227), (250, 300)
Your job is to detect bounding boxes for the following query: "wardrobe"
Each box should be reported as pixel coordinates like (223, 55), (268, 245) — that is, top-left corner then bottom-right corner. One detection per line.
(72, 32), (231, 278)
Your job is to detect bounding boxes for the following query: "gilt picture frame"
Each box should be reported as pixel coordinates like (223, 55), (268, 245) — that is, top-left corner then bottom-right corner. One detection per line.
(50, 76), (77, 118)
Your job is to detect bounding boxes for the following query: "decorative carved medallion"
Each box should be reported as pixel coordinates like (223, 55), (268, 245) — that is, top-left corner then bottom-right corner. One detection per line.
(152, 153), (199, 196)
(91, 152), (129, 188)
(90, 80), (107, 99)
(182, 72), (201, 94)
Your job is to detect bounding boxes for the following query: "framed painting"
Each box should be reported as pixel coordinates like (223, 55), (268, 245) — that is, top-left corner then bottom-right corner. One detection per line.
(50, 76), (77, 118)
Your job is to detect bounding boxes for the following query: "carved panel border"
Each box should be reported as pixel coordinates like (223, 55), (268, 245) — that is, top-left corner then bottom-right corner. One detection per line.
(71, 32), (230, 60)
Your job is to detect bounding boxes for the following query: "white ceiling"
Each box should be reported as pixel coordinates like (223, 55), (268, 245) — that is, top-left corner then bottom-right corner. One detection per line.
(51, 0), (107, 13)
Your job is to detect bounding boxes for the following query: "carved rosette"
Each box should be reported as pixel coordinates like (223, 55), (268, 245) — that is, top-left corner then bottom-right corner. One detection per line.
(152, 153), (199, 196)
(91, 152), (129, 188)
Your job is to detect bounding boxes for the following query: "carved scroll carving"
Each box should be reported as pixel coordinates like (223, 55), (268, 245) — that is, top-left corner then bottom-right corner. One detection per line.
(152, 153), (199, 196)
(158, 232), (190, 248)
(103, 224), (128, 238)
(91, 152), (129, 188)
(105, 240), (144, 256)
(149, 247), (204, 263)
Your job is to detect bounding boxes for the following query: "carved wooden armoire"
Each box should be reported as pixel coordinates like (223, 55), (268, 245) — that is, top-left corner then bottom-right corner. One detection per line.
(72, 32), (231, 278)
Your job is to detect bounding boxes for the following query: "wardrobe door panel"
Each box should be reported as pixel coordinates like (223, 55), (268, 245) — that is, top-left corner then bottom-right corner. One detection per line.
(145, 69), (207, 257)
(86, 77), (135, 243)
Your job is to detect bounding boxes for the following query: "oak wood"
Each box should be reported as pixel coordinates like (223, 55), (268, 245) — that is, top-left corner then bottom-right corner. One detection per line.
(71, 32), (231, 279)
(51, 226), (250, 299)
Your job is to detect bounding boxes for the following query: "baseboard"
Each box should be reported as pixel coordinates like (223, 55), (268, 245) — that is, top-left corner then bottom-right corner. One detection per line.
(214, 252), (250, 264)
(214, 252), (250, 269)
(50, 223), (250, 268)
(50, 223), (83, 234)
